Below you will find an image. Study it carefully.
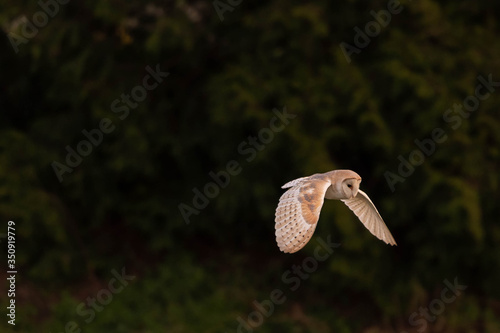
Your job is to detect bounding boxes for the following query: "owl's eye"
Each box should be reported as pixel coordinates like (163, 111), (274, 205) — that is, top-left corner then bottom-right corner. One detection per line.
(347, 184), (352, 188)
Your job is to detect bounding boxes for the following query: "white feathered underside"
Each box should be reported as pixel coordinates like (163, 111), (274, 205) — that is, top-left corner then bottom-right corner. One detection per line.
(274, 186), (318, 253)
(341, 190), (397, 246)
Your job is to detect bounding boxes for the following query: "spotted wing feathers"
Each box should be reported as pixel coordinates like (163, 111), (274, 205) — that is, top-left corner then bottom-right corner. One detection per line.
(275, 178), (331, 253)
(281, 176), (311, 189)
(341, 190), (397, 246)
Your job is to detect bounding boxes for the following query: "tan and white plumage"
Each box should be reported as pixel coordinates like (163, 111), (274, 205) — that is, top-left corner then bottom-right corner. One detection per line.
(275, 170), (396, 253)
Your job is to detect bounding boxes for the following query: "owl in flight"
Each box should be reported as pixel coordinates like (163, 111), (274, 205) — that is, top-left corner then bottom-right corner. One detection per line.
(275, 170), (396, 253)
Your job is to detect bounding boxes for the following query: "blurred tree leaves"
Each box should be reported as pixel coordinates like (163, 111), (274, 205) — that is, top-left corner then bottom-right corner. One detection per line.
(0, 0), (499, 332)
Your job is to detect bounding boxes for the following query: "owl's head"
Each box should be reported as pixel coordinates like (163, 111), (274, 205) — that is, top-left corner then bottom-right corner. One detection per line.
(341, 177), (361, 199)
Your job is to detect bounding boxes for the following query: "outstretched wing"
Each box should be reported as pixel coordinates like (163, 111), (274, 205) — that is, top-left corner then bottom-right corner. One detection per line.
(281, 176), (312, 189)
(275, 178), (331, 253)
(341, 190), (397, 246)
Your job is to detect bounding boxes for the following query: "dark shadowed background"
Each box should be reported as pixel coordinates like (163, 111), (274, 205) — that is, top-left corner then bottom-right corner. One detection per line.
(0, 0), (499, 332)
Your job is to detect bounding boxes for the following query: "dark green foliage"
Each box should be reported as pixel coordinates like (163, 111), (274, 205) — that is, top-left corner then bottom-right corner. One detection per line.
(0, 0), (499, 332)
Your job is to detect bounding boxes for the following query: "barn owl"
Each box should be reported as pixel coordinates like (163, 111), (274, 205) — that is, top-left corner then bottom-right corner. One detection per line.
(275, 170), (396, 253)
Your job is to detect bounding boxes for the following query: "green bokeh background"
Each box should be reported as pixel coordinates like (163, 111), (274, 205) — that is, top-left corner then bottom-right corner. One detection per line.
(0, 0), (499, 332)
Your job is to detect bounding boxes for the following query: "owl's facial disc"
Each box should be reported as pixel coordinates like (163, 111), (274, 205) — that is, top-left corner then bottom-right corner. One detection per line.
(343, 178), (360, 198)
